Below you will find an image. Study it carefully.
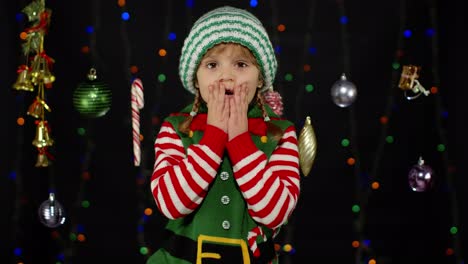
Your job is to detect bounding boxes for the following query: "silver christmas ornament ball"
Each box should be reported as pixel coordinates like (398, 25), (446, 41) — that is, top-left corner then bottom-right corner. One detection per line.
(331, 73), (357, 108)
(38, 193), (66, 228)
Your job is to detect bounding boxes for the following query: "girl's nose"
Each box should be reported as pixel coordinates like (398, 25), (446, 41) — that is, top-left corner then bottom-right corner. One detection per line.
(218, 72), (235, 86)
(218, 68), (234, 83)
(219, 78), (234, 83)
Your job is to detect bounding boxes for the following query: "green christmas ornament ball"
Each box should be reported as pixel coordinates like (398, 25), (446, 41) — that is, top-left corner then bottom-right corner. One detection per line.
(73, 68), (112, 118)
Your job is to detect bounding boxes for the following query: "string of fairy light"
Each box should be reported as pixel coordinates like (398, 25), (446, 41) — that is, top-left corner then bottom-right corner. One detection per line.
(352, 0), (408, 261)
(426, 0), (462, 262)
(265, 1), (295, 261)
(330, 1), (371, 263)
(347, 0), (460, 263)
(10, 6), (28, 262)
(350, 0), (408, 261)
(57, 0), (107, 261)
(294, 0), (317, 122)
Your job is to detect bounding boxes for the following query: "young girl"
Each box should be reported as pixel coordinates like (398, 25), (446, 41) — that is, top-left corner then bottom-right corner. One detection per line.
(148, 6), (301, 264)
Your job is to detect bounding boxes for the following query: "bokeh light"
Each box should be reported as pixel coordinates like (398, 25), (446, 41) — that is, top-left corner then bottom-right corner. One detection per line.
(186, 0), (194, 8)
(341, 138), (350, 147)
(403, 29), (412, 38)
(352, 204), (360, 213)
(17, 117), (25, 126)
(118, 0), (126, 7)
(85, 26), (94, 34)
(158, 74), (166, 83)
(277, 24), (286, 32)
(130, 65), (139, 74)
(340, 16), (348, 24)
(158, 49), (167, 57)
(19, 32), (28, 40)
(371, 181), (380, 190)
(121, 12), (130, 21)
(168, 32), (176, 41)
(308, 47), (317, 55)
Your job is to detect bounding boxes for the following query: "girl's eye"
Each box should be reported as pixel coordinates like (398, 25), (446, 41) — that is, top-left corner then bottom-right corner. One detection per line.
(236, 61), (248, 68)
(206, 62), (217, 69)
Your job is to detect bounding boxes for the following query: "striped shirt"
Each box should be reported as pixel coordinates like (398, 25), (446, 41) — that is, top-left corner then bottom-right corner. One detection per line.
(150, 121), (300, 230)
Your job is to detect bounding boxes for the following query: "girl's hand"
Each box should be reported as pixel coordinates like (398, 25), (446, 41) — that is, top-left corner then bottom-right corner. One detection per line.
(228, 83), (249, 141)
(206, 81), (229, 133)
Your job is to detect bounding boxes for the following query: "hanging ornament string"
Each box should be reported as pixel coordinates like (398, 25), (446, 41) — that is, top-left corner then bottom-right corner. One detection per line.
(333, 1), (364, 263)
(131, 78), (144, 166)
(139, 1), (173, 258)
(427, 0), (461, 262)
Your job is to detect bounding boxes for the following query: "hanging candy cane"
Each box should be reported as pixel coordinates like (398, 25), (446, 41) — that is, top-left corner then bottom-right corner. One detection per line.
(131, 78), (144, 166)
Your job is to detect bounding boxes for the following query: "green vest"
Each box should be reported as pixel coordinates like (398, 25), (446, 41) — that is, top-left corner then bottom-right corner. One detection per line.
(148, 104), (293, 264)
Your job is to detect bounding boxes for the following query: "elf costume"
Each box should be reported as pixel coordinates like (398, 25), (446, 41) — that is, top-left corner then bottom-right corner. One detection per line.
(148, 6), (300, 264)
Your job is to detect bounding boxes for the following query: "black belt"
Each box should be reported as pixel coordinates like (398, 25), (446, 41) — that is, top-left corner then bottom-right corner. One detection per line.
(163, 229), (276, 264)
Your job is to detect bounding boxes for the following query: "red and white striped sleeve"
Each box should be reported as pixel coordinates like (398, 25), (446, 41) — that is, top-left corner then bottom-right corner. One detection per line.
(150, 122), (227, 219)
(226, 125), (300, 229)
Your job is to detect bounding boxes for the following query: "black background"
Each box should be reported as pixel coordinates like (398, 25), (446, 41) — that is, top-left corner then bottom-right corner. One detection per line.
(1, 0), (465, 263)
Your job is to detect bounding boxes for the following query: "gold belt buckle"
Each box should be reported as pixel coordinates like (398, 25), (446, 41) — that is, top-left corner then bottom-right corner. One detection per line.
(196, 234), (250, 264)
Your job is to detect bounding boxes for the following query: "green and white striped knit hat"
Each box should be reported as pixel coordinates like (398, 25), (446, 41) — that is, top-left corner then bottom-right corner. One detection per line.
(179, 6), (277, 94)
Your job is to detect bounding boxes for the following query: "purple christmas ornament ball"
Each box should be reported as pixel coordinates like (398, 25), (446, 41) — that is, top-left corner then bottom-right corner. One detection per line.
(408, 157), (434, 192)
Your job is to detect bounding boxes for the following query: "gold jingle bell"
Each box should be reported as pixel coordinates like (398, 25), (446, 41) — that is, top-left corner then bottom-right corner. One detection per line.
(29, 55), (43, 84)
(42, 59), (55, 85)
(43, 71), (56, 85)
(27, 97), (51, 119)
(29, 54), (55, 85)
(12, 65), (34, 92)
(32, 120), (54, 148)
(35, 148), (50, 167)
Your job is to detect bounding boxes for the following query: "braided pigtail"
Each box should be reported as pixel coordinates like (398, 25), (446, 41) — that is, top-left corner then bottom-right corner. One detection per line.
(179, 90), (201, 135)
(257, 91), (283, 141)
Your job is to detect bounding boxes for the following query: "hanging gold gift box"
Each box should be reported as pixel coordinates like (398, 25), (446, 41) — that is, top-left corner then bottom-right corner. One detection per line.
(398, 65), (430, 100)
(398, 65), (421, 91)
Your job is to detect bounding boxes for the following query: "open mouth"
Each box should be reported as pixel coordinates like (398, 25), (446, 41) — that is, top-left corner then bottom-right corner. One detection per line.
(225, 90), (233, 95)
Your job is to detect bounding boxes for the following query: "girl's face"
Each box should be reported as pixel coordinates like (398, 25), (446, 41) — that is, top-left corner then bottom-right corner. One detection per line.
(195, 43), (263, 104)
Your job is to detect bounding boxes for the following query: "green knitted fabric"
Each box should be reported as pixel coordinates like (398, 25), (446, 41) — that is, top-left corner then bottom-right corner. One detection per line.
(179, 6), (277, 94)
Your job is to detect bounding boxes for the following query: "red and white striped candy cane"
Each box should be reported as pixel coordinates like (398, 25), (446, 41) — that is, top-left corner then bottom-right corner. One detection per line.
(131, 78), (144, 166)
(247, 226), (267, 258)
